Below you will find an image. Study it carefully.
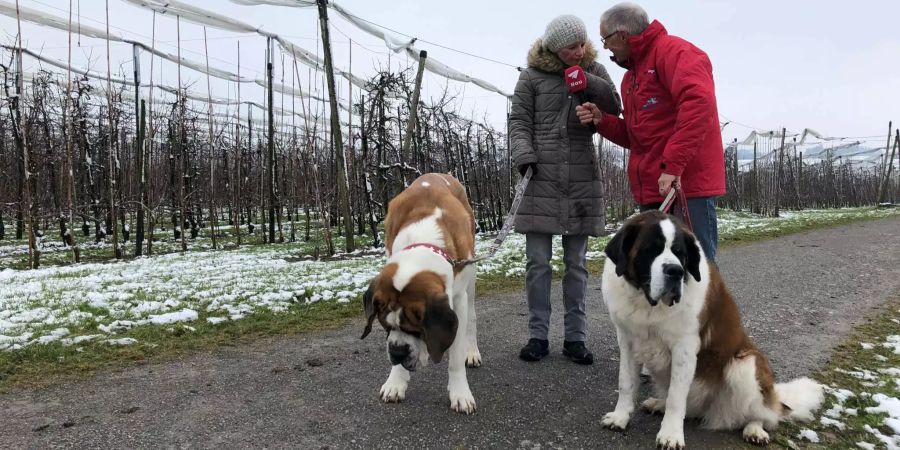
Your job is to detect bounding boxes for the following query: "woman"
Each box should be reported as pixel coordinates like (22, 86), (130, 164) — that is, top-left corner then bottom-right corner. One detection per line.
(510, 14), (622, 364)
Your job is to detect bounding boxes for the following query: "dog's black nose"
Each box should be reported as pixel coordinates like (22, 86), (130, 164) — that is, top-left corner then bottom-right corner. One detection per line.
(663, 263), (684, 280)
(388, 344), (411, 365)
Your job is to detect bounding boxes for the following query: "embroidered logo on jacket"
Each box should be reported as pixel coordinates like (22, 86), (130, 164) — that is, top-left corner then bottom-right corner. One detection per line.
(641, 97), (659, 110)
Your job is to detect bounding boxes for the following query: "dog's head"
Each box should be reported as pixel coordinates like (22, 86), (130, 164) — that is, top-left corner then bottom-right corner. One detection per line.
(360, 263), (457, 371)
(604, 210), (703, 306)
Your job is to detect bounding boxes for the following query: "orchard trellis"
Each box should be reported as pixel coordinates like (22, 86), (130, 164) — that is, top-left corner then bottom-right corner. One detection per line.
(0, 0), (897, 270)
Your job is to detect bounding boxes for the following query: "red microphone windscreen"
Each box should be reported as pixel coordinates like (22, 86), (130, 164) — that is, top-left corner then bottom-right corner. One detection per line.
(565, 66), (587, 93)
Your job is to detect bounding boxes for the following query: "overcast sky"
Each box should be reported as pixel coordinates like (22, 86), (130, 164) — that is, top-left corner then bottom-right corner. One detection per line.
(2, 0), (898, 147)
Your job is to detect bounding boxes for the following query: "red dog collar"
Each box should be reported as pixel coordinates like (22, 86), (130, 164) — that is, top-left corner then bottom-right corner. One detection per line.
(402, 243), (453, 263)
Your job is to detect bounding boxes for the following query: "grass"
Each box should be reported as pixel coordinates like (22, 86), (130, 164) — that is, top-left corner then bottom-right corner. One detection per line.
(0, 299), (362, 392)
(774, 294), (900, 449)
(718, 207), (900, 247)
(1, 206), (898, 393)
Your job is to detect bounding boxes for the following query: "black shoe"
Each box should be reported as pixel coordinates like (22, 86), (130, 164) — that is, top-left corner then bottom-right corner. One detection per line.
(562, 341), (594, 365)
(519, 338), (549, 361)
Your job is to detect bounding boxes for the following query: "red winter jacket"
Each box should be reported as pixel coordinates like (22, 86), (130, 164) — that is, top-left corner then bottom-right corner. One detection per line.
(597, 20), (725, 205)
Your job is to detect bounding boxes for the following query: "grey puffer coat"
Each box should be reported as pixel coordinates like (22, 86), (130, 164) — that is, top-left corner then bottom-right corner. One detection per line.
(510, 40), (621, 236)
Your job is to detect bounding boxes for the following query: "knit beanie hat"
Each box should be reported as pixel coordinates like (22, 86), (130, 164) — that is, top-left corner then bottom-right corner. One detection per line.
(542, 15), (587, 53)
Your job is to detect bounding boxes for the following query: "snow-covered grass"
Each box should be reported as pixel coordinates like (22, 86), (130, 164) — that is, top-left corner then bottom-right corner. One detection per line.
(0, 221), (349, 269)
(718, 206), (900, 244)
(0, 206), (897, 390)
(777, 295), (900, 450)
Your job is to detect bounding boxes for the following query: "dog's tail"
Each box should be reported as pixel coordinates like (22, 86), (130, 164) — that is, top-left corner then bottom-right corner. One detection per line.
(776, 377), (824, 421)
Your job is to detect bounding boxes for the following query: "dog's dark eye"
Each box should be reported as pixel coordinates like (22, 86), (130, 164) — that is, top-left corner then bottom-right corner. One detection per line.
(400, 325), (422, 338)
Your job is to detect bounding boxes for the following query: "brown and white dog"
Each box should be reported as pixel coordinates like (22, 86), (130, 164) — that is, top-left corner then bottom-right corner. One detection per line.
(600, 211), (823, 448)
(360, 173), (480, 414)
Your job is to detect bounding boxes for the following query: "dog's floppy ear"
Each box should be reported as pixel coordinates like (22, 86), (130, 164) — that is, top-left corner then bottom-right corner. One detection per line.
(683, 232), (702, 282)
(422, 293), (458, 363)
(605, 222), (639, 277)
(360, 280), (378, 339)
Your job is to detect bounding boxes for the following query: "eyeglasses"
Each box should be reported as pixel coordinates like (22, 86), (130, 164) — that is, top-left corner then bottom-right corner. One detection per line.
(601, 30), (620, 45)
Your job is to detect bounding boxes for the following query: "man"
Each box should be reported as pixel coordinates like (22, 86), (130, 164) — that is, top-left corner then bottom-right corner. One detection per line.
(576, 2), (725, 262)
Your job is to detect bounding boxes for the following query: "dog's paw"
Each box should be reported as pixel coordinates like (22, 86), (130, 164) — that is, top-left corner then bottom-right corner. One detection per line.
(379, 378), (408, 403)
(465, 347), (482, 368)
(601, 411), (631, 431)
(742, 422), (770, 446)
(449, 385), (476, 414)
(641, 397), (666, 415)
(656, 425), (685, 450)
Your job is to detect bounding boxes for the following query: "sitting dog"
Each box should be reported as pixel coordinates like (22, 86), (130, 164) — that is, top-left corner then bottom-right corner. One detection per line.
(360, 173), (480, 414)
(600, 210), (823, 448)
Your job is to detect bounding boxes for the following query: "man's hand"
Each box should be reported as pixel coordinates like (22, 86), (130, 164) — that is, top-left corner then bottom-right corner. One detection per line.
(658, 173), (680, 195)
(576, 102), (602, 127)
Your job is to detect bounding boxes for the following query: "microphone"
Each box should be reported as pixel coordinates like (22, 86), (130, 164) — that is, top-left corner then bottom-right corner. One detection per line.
(566, 65), (594, 130)
(565, 65), (587, 99)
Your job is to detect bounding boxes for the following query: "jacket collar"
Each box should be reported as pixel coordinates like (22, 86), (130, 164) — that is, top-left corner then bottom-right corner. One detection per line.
(626, 20), (667, 67)
(526, 39), (599, 74)
(611, 20), (667, 70)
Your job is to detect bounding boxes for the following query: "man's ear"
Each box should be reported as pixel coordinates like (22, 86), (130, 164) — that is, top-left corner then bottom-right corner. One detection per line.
(360, 280), (378, 339)
(605, 222), (638, 277)
(422, 293), (458, 363)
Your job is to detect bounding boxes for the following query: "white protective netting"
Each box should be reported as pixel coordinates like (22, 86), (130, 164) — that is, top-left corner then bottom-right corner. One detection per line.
(121, 0), (371, 91)
(324, 1), (512, 97)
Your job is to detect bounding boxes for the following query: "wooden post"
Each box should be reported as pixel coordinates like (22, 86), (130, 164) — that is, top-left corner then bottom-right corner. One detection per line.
(177, 15), (187, 252)
(316, 0), (354, 253)
(105, 0), (121, 259)
(400, 50), (428, 188)
(798, 150), (803, 209)
(14, 0), (36, 268)
(267, 37), (276, 244)
(146, 10), (157, 256)
(234, 40), (242, 246)
(879, 130), (899, 205)
(203, 27), (219, 249)
(774, 128), (786, 217)
(290, 55), (298, 242)
(896, 130), (900, 204)
(65, 0), (80, 262)
(134, 44), (146, 256)
(877, 122), (895, 204)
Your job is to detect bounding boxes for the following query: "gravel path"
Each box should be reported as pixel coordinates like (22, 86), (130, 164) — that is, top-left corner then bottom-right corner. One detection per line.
(2, 216), (898, 449)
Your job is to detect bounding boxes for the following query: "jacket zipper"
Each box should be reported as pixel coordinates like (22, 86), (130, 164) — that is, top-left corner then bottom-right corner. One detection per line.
(627, 71), (645, 204)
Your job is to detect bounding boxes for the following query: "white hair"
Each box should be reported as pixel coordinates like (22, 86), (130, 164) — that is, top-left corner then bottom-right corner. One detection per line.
(600, 2), (650, 36)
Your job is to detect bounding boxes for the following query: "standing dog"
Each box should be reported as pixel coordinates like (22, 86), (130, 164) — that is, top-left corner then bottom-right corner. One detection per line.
(600, 211), (823, 448)
(360, 173), (481, 414)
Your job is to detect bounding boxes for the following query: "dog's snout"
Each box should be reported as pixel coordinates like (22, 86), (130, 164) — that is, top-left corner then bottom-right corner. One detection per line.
(388, 343), (411, 365)
(663, 263), (684, 280)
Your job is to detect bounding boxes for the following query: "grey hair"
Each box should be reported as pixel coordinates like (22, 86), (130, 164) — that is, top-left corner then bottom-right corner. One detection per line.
(600, 2), (650, 36)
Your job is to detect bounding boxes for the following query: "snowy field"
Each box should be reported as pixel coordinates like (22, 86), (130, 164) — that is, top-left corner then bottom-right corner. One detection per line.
(1, 207), (899, 355)
(3, 207), (900, 445)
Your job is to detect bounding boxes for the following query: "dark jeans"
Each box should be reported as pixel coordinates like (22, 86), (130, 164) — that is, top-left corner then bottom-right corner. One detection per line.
(640, 196), (718, 264)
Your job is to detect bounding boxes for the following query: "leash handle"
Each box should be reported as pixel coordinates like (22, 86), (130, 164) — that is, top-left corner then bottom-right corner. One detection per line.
(658, 187), (693, 232)
(659, 188), (677, 214)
